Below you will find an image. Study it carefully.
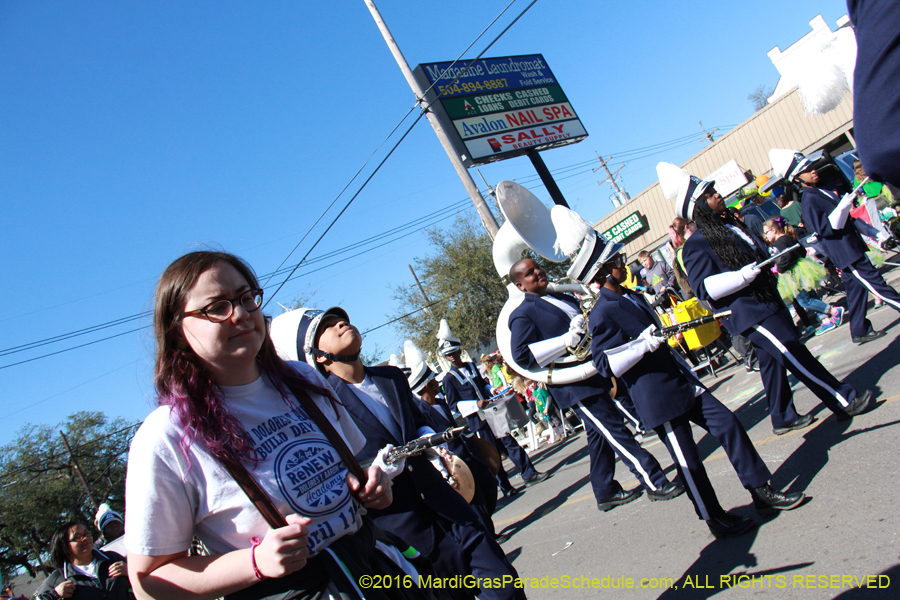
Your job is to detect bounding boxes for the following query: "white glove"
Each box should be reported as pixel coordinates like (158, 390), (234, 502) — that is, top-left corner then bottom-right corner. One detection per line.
(561, 329), (582, 347)
(739, 262), (761, 284)
(829, 194), (855, 230)
(603, 327), (660, 377)
(637, 325), (664, 352)
(838, 192), (856, 210)
(704, 266), (757, 301)
(372, 444), (405, 480)
(569, 314), (586, 334)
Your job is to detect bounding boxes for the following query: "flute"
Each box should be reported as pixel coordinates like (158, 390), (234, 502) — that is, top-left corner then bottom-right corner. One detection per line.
(655, 311), (732, 338)
(383, 425), (468, 464)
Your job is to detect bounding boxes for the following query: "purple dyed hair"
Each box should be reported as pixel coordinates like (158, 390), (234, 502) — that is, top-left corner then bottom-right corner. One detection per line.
(153, 251), (338, 467)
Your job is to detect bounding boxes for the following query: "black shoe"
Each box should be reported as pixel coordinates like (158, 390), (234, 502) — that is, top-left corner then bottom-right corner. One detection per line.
(501, 485), (523, 498)
(839, 389), (875, 420)
(647, 481), (685, 502)
(597, 488), (643, 512)
(772, 413), (816, 436)
(749, 484), (805, 514)
(852, 329), (886, 344)
(494, 532), (511, 545)
(706, 512), (756, 539)
(522, 471), (550, 487)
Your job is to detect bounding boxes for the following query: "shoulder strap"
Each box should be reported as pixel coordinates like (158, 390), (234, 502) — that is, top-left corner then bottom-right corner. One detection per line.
(282, 379), (369, 488)
(217, 379), (368, 530)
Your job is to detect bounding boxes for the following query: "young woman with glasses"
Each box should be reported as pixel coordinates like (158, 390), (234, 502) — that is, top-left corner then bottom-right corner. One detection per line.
(124, 251), (427, 600)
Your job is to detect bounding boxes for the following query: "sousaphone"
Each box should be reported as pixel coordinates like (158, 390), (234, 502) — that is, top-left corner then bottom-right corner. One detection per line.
(492, 181), (598, 385)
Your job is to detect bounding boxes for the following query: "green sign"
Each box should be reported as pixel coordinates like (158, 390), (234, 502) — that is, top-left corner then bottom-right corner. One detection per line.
(441, 85), (569, 119)
(603, 211), (644, 243)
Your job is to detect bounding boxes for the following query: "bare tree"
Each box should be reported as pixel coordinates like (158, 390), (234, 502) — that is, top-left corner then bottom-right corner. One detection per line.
(748, 84), (775, 112)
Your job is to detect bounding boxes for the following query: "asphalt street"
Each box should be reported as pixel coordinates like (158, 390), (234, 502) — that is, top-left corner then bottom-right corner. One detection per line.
(493, 267), (900, 600)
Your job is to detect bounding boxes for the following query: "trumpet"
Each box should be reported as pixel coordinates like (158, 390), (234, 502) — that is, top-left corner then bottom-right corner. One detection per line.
(571, 289), (598, 361)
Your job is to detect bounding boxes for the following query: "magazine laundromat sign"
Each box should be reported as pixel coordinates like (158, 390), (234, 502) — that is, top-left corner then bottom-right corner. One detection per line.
(603, 211), (645, 244)
(412, 54), (588, 167)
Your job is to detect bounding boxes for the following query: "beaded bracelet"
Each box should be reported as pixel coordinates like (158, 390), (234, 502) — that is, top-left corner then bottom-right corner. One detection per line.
(250, 537), (266, 581)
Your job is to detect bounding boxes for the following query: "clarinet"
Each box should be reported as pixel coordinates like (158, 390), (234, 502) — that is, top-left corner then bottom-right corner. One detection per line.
(383, 425), (469, 465)
(654, 311), (733, 338)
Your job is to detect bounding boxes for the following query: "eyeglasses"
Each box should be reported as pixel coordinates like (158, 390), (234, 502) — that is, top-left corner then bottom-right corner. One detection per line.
(610, 254), (626, 268)
(69, 532), (92, 543)
(182, 289), (264, 323)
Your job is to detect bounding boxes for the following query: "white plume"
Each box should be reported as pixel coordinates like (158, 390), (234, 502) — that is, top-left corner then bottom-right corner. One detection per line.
(403, 340), (428, 369)
(551, 205), (593, 256)
(792, 37), (850, 115)
(657, 162), (686, 200)
(436, 318), (459, 342)
(388, 354), (404, 368)
(768, 148), (797, 180)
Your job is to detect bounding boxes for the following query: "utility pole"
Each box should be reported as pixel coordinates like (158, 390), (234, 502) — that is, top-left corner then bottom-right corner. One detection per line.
(408, 264), (433, 314)
(364, 0), (500, 239)
(698, 121), (718, 143)
(593, 154), (629, 207)
(60, 431), (100, 510)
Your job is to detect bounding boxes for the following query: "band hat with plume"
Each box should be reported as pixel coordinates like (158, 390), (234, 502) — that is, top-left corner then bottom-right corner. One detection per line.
(270, 306), (353, 373)
(550, 205), (623, 284)
(436, 318), (461, 355)
(95, 503), (123, 533)
(403, 340), (436, 393)
(769, 148), (812, 182)
(657, 162), (712, 220)
(389, 353), (411, 377)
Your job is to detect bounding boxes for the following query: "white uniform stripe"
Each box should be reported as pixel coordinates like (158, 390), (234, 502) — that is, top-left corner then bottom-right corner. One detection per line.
(848, 268), (900, 311)
(614, 398), (642, 430)
(577, 401), (657, 491)
(752, 325), (850, 407)
(663, 422), (710, 520)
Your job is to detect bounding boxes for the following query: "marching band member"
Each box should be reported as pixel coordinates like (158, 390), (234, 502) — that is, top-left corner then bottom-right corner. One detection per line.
(506, 254), (684, 512)
(657, 162), (874, 434)
(770, 149), (900, 344)
(438, 320), (545, 492)
(273, 307), (525, 600)
(402, 340), (504, 542)
(554, 218), (806, 538)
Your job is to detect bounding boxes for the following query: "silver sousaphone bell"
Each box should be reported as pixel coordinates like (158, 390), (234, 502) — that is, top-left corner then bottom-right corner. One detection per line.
(492, 181), (598, 385)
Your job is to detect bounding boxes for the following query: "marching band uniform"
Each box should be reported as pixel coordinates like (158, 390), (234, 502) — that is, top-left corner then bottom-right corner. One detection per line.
(770, 149), (900, 343)
(402, 340), (501, 534)
(271, 308), (524, 600)
(656, 162), (874, 431)
(437, 322), (541, 489)
(587, 285), (800, 537)
(506, 258), (683, 511)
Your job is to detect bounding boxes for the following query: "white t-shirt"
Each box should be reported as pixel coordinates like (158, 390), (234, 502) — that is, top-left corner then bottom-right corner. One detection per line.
(124, 362), (366, 558)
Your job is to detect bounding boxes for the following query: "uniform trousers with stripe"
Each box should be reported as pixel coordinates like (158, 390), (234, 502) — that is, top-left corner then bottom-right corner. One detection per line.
(465, 415), (537, 484)
(843, 257), (900, 337)
(656, 390), (771, 520)
(746, 312), (858, 427)
(573, 393), (669, 501)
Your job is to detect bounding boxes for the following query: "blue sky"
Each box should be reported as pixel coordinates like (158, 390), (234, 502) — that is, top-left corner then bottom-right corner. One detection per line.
(1, 0), (850, 434)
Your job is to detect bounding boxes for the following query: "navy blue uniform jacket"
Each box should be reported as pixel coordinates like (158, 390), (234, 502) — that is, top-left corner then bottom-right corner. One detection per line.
(588, 287), (701, 430)
(327, 366), (482, 555)
(682, 229), (781, 336)
(800, 186), (869, 269)
(442, 363), (492, 410)
(508, 292), (613, 409)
